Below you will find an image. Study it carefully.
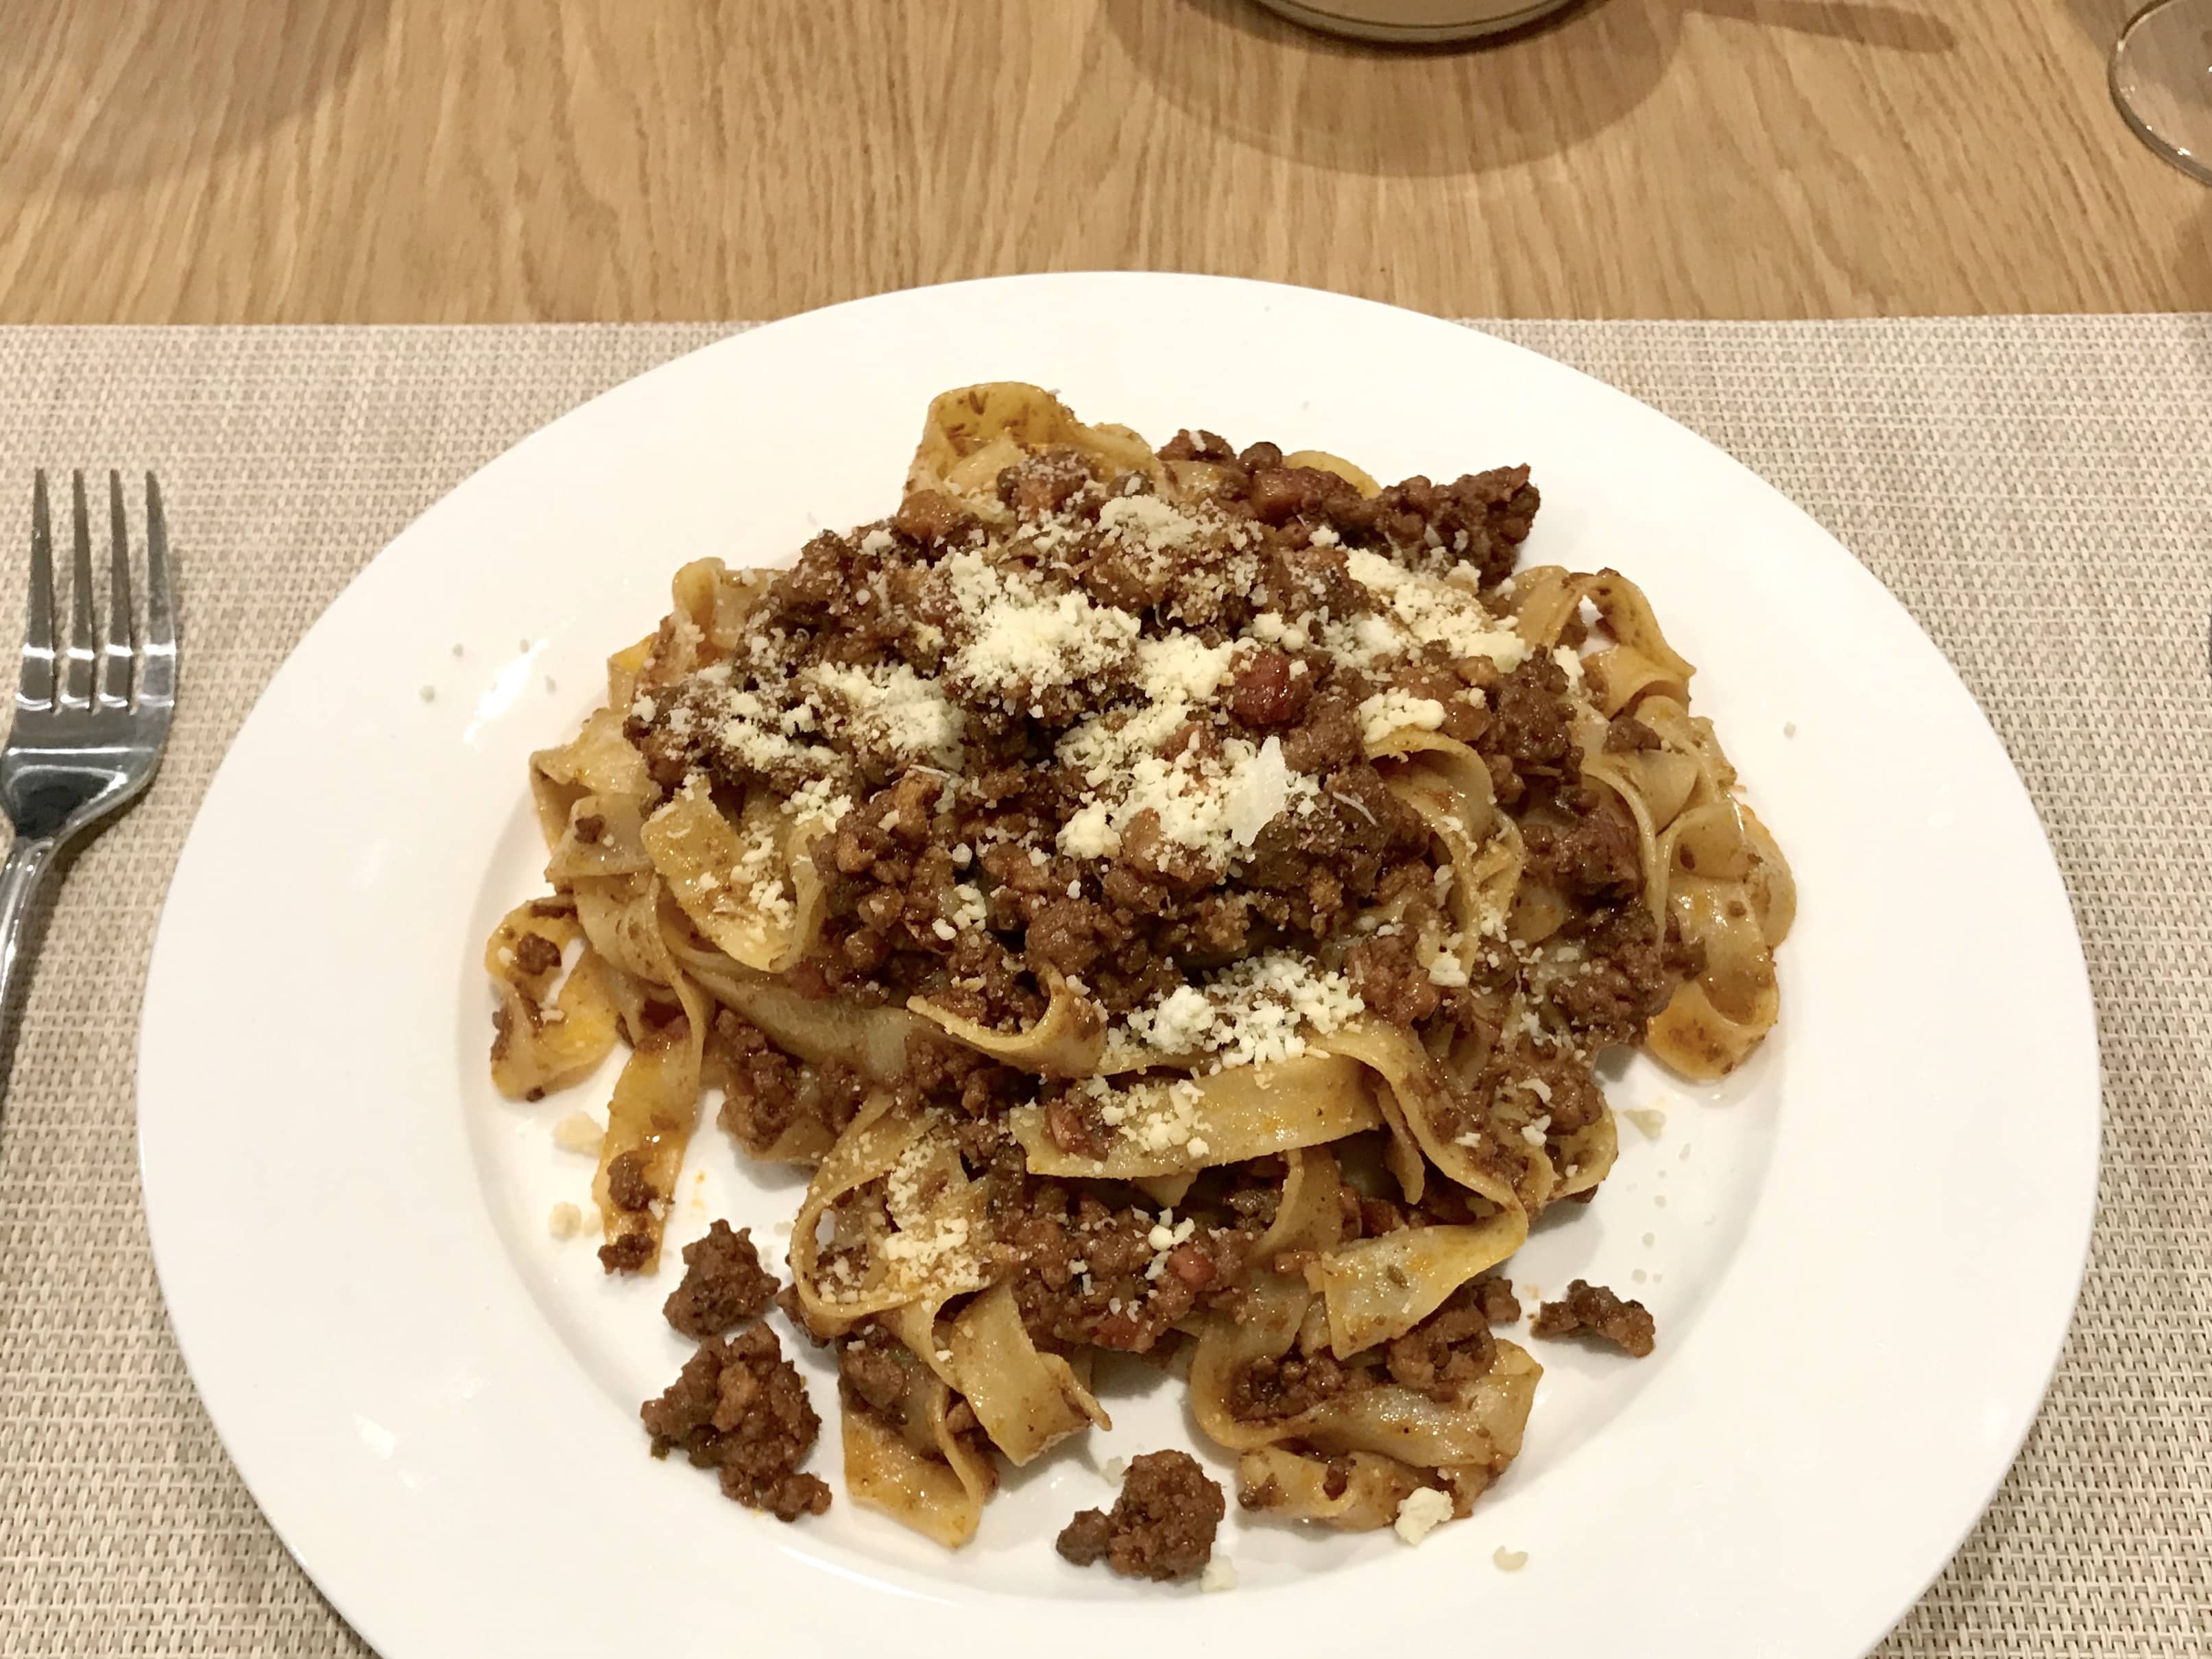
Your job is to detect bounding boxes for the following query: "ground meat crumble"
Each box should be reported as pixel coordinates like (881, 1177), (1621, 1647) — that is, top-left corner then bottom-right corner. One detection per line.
(1229, 1275), (1514, 1422)
(663, 1220), (780, 1340)
(1531, 1279), (1657, 1357)
(605, 1151), (656, 1213)
(642, 1218), (828, 1521)
(1056, 1449), (1225, 1582)
(985, 1171), (1265, 1353)
(641, 1322), (831, 1521)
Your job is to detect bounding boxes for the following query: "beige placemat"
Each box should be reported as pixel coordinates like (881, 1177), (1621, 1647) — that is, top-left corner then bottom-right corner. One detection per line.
(0, 319), (2204, 1657)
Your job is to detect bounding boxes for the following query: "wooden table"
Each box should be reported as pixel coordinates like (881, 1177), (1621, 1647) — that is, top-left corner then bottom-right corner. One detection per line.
(1, 0), (2205, 324)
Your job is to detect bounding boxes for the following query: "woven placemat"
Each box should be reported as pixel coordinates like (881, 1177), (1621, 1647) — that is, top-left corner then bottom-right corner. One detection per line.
(0, 319), (2204, 1657)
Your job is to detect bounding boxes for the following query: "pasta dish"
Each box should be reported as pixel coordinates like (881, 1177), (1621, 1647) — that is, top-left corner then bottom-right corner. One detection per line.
(483, 385), (1793, 1572)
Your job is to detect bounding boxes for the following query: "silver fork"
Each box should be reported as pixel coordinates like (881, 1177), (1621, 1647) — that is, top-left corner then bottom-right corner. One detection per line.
(0, 472), (177, 1077)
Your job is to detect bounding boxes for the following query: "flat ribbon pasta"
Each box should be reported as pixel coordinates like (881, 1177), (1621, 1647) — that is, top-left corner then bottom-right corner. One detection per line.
(568, 877), (708, 1271)
(907, 383), (1162, 520)
(841, 1360), (998, 1550)
(1371, 730), (1519, 973)
(529, 707), (652, 851)
(606, 636), (653, 713)
(1189, 1148), (1345, 1455)
(911, 971), (1105, 1076)
(1009, 1054), (1381, 1178)
(1581, 690), (1795, 1079)
(589, 992), (705, 1272)
(680, 959), (924, 1082)
(801, 1109), (1109, 1543)
(1511, 566), (1694, 714)
(1236, 1446), (1427, 1530)
(645, 778), (828, 975)
(1189, 1148), (1541, 1526)
(789, 1098), (989, 1340)
(943, 1282), (1111, 1466)
(1278, 1348), (1539, 1468)
(1317, 1218), (1528, 1357)
(1318, 1019), (1526, 1222)
(1647, 873), (1782, 1076)
(627, 557), (776, 690)
(545, 794), (653, 884)
(1552, 1107), (1619, 1198)
(669, 557), (774, 657)
(1280, 448), (1382, 496)
(485, 900), (621, 1099)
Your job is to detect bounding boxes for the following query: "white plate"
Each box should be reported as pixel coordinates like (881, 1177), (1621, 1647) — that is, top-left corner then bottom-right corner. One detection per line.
(139, 275), (2098, 1659)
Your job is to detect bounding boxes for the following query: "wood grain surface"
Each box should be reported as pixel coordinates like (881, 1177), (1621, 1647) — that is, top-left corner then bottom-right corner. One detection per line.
(0, 0), (2205, 323)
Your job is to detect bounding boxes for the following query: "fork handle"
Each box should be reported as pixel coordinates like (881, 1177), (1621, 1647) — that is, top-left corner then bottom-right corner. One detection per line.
(0, 834), (62, 1074)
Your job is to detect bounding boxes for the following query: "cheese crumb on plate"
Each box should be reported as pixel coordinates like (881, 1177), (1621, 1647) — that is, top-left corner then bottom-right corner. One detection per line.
(551, 1113), (604, 1155)
(1393, 1486), (1455, 1545)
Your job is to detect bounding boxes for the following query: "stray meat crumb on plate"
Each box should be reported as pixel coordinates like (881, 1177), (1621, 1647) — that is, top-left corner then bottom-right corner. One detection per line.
(1057, 1450), (1226, 1582)
(1531, 1279), (1657, 1357)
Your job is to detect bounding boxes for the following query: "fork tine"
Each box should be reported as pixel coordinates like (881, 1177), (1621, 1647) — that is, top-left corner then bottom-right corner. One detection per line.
(59, 471), (95, 710)
(139, 472), (176, 710)
(97, 470), (134, 712)
(19, 472), (56, 713)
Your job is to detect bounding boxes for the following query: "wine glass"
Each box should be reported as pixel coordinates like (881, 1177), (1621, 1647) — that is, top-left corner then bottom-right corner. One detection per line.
(2113, 0), (2212, 182)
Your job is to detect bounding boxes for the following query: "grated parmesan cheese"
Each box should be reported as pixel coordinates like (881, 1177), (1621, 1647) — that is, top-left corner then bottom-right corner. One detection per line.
(1394, 1486), (1456, 1545)
(1357, 689), (1447, 748)
(1345, 548), (1530, 672)
(1246, 609), (1312, 651)
(1146, 1211), (1196, 1253)
(1135, 631), (1238, 703)
(1057, 802), (1114, 860)
(551, 1113), (603, 1156)
(1096, 492), (1204, 556)
(1052, 631), (1314, 863)
(1081, 1076), (1209, 1157)
(703, 683), (835, 784)
(804, 659), (966, 768)
(941, 549), (1140, 703)
(875, 1139), (980, 1282)
(950, 883), (988, 931)
(1427, 939), (1470, 988)
(1114, 951), (1363, 1071)
(785, 774), (854, 830)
